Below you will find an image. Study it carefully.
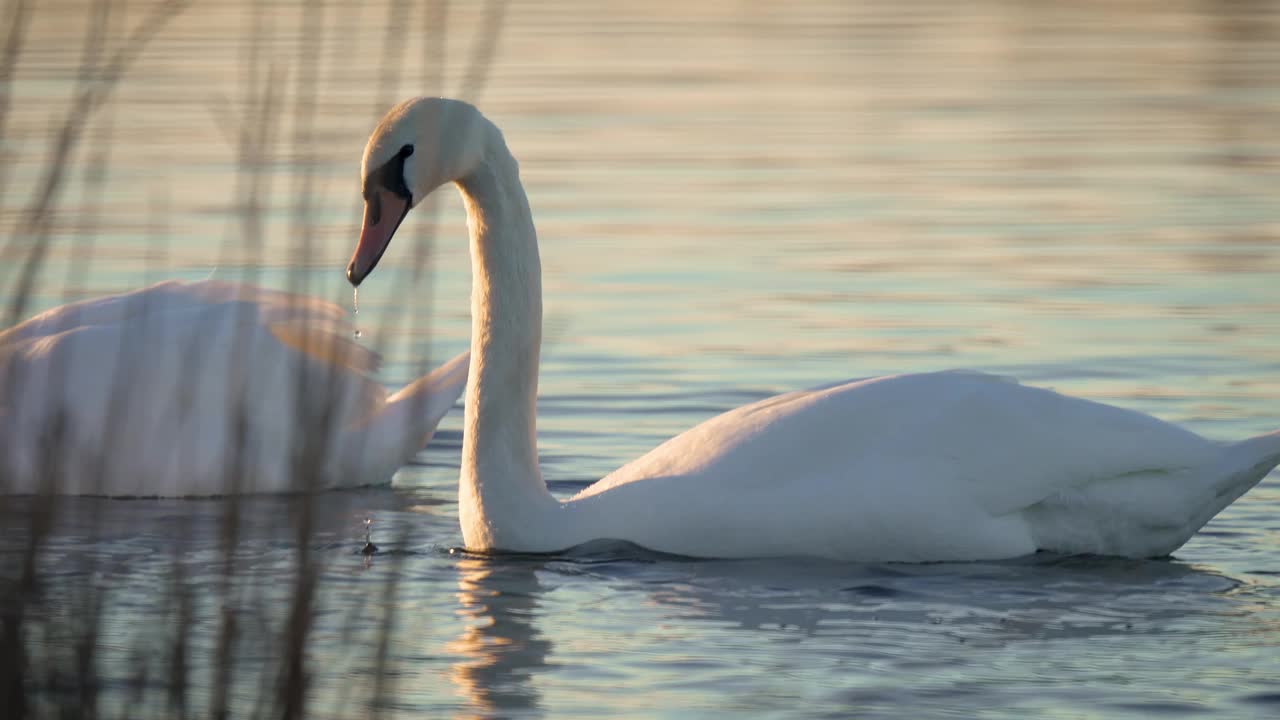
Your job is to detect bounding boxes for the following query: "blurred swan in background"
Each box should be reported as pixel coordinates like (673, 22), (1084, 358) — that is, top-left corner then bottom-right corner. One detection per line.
(347, 96), (1280, 562)
(0, 279), (468, 496)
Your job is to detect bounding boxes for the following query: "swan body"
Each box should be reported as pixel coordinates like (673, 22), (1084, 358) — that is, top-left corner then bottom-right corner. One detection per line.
(348, 97), (1280, 562)
(566, 371), (1280, 561)
(0, 280), (468, 496)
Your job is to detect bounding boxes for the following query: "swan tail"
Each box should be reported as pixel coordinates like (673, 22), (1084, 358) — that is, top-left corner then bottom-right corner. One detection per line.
(380, 349), (470, 445)
(340, 350), (470, 482)
(1211, 430), (1280, 497)
(1186, 429), (1280, 534)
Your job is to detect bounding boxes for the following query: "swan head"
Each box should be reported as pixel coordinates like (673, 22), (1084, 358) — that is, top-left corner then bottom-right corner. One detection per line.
(347, 97), (488, 286)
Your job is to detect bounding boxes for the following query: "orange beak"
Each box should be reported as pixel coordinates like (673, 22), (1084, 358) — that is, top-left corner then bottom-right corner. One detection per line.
(347, 187), (410, 286)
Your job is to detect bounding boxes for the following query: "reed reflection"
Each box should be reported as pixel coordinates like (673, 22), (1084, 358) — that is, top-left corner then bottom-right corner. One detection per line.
(447, 556), (550, 720)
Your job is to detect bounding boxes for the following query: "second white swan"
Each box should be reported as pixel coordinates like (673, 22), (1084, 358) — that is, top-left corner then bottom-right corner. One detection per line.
(1, 280), (468, 496)
(347, 97), (1280, 562)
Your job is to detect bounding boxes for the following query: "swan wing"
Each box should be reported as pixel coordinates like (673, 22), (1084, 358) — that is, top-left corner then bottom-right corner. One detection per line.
(580, 370), (1217, 519)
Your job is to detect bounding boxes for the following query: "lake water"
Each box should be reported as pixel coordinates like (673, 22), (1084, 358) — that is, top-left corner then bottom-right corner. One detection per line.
(3, 0), (1280, 717)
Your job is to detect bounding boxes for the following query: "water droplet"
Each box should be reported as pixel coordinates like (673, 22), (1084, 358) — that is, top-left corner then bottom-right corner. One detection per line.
(353, 288), (362, 338)
(361, 516), (377, 555)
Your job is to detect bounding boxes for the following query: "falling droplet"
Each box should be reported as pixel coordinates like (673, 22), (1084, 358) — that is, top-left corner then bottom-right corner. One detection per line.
(352, 287), (362, 339)
(361, 515), (378, 555)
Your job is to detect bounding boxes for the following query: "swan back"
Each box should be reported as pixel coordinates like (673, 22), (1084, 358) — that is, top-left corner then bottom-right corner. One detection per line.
(587, 371), (1213, 509)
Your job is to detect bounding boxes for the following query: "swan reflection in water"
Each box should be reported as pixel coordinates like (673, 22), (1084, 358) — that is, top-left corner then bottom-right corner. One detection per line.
(435, 542), (1274, 718)
(446, 555), (551, 718)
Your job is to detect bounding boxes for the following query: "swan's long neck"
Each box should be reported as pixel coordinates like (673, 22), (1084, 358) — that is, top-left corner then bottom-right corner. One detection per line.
(455, 125), (562, 550)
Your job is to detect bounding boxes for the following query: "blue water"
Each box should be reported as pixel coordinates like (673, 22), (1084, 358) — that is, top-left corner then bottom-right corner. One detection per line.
(3, 0), (1280, 717)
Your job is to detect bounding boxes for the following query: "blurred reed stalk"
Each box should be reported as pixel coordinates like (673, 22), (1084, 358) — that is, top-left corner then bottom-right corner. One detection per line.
(0, 0), (506, 717)
(1, 1), (193, 716)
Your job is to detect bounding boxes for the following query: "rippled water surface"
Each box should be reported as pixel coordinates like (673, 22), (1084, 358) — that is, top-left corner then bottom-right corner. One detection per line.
(3, 0), (1280, 717)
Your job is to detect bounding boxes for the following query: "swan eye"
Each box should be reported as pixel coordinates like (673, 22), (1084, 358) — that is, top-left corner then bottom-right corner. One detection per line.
(363, 148), (414, 203)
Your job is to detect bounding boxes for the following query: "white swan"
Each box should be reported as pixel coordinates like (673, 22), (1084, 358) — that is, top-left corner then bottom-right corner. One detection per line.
(0, 279), (468, 496)
(347, 97), (1280, 562)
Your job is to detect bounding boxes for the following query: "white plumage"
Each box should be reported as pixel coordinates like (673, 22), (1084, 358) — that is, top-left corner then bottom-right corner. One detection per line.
(0, 280), (467, 496)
